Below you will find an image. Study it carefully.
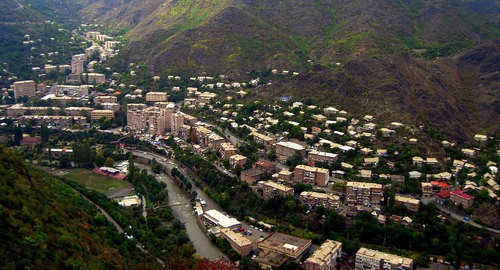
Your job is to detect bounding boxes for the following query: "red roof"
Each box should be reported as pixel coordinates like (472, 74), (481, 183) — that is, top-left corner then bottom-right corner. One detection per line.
(435, 190), (451, 199)
(255, 160), (274, 169)
(431, 181), (449, 187)
(451, 190), (473, 200)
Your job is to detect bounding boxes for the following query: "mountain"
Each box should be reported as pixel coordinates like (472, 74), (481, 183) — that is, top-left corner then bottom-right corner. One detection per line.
(0, 146), (161, 269)
(250, 40), (500, 139)
(0, 0), (87, 24)
(82, 0), (499, 75)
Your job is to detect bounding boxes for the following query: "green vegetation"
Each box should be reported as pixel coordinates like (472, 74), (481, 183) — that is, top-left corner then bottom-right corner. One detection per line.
(64, 169), (132, 195)
(0, 146), (162, 269)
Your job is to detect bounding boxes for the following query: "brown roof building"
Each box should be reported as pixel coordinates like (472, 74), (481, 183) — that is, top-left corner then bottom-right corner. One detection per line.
(256, 232), (312, 269)
(294, 165), (330, 187)
(240, 168), (265, 185)
(262, 181), (294, 200)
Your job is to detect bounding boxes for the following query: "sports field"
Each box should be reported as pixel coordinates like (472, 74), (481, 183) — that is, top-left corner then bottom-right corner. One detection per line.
(64, 169), (132, 195)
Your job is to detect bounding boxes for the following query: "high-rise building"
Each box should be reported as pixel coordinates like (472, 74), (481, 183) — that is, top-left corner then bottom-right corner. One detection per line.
(346, 182), (383, 216)
(71, 54), (87, 75)
(13, 80), (36, 101)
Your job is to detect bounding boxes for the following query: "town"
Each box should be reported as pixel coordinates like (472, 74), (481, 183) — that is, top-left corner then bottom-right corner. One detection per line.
(1, 23), (499, 270)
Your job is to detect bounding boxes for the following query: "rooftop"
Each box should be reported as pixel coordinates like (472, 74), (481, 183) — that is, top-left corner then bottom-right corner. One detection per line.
(204, 209), (241, 228)
(306, 240), (342, 266)
(347, 181), (382, 189)
(258, 232), (312, 258)
(276, 141), (305, 151)
(356, 247), (413, 268)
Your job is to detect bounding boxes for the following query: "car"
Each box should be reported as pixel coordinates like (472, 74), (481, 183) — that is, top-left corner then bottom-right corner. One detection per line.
(463, 216), (471, 221)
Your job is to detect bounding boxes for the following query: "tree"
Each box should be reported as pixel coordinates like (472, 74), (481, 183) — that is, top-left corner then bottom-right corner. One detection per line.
(104, 157), (115, 167)
(41, 123), (49, 144)
(14, 124), (23, 146)
(95, 153), (105, 167)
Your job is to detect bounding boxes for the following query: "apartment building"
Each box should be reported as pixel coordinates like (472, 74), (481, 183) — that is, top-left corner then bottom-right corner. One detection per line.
(71, 54), (86, 75)
(274, 170), (294, 185)
(6, 104), (59, 117)
(20, 115), (86, 128)
(13, 80), (36, 101)
(100, 102), (120, 111)
(94, 95), (117, 104)
(82, 73), (105, 84)
(253, 160), (278, 174)
(240, 169), (265, 185)
(276, 141), (306, 160)
(294, 165), (330, 186)
(252, 132), (276, 150)
(171, 112), (185, 135)
(90, 110), (114, 120)
(256, 232), (312, 269)
(262, 181), (294, 200)
(64, 107), (93, 116)
(146, 92), (168, 102)
(346, 182), (383, 216)
(355, 247), (413, 270)
(229, 154), (247, 168)
(450, 190), (474, 209)
(394, 195), (420, 212)
(308, 150), (338, 165)
(127, 104), (147, 132)
(305, 240), (342, 270)
(194, 126), (212, 146)
(219, 142), (238, 159)
(221, 228), (254, 257)
(208, 133), (225, 149)
(300, 191), (340, 210)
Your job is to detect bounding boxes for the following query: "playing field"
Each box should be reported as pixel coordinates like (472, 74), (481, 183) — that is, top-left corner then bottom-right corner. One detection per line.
(64, 169), (132, 195)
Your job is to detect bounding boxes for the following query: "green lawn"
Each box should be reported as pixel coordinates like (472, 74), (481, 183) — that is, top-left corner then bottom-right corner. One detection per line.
(64, 169), (132, 195)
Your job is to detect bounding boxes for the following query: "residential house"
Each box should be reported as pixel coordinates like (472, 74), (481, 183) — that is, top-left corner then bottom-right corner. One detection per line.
(262, 181), (294, 200)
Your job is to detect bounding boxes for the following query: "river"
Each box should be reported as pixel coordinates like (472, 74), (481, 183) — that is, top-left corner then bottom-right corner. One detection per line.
(136, 164), (223, 260)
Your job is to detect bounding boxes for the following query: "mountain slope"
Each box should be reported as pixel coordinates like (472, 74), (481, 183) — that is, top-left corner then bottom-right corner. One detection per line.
(251, 40), (500, 138)
(0, 146), (161, 269)
(85, 0), (499, 74)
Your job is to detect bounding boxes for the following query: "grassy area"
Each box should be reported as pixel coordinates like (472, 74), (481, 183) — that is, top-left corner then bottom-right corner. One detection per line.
(64, 169), (132, 195)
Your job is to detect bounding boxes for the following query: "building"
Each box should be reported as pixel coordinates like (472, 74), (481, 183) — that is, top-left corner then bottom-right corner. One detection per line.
(127, 104), (147, 132)
(201, 209), (241, 232)
(71, 54), (86, 75)
(171, 112), (185, 136)
(355, 247), (413, 270)
(229, 154), (247, 168)
(240, 169), (265, 185)
(82, 73), (105, 84)
(94, 95), (117, 104)
(253, 160), (278, 173)
(346, 182), (383, 216)
(146, 92), (168, 102)
(64, 107), (93, 116)
(20, 115), (87, 128)
(221, 228), (254, 257)
(305, 240), (342, 270)
(300, 191), (340, 210)
(276, 141), (306, 160)
(275, 170), (294, 185)
(256, 232), (312, 269)
(90, 110), (114, 120)
(450, 190), (474, 209)
(252, 132), (276, 150)
(13, 80), (36, 101)
(219, 142), (238, 159)
(100, 102), (120, 111)
(6, 104), (60, 117)
(294, 165), (330, 186)
(20, 136), (42, 149)
(308, 150), (339, 165)
(262, 181), (294, 200)
(421, 182), (433, 198)
(394, 195), (420, 212)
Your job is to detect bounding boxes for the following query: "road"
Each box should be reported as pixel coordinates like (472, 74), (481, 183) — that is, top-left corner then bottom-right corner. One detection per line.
(422, 197), (500, 234)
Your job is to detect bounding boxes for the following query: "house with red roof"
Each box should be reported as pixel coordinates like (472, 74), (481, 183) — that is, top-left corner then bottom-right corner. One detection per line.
(435, 190), (451, 205)
(450, 190), (474, 209)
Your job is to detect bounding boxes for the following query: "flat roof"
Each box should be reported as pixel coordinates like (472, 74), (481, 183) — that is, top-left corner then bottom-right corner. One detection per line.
(347, 181), (382, 189)
(263, 181), (293, 192)
(258, 232), (311, 257)
(395, 195), (420, 205)
(309, 150), (338, 158)
(276, 141), (305, 151)
(204, 209), (240, 228)
(222, 228), (253, 247)
(356, 247), (413, 268)
(300, 191), (339, 201)
(306, 240), (342, 266)
(295, 164), (329, 173)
